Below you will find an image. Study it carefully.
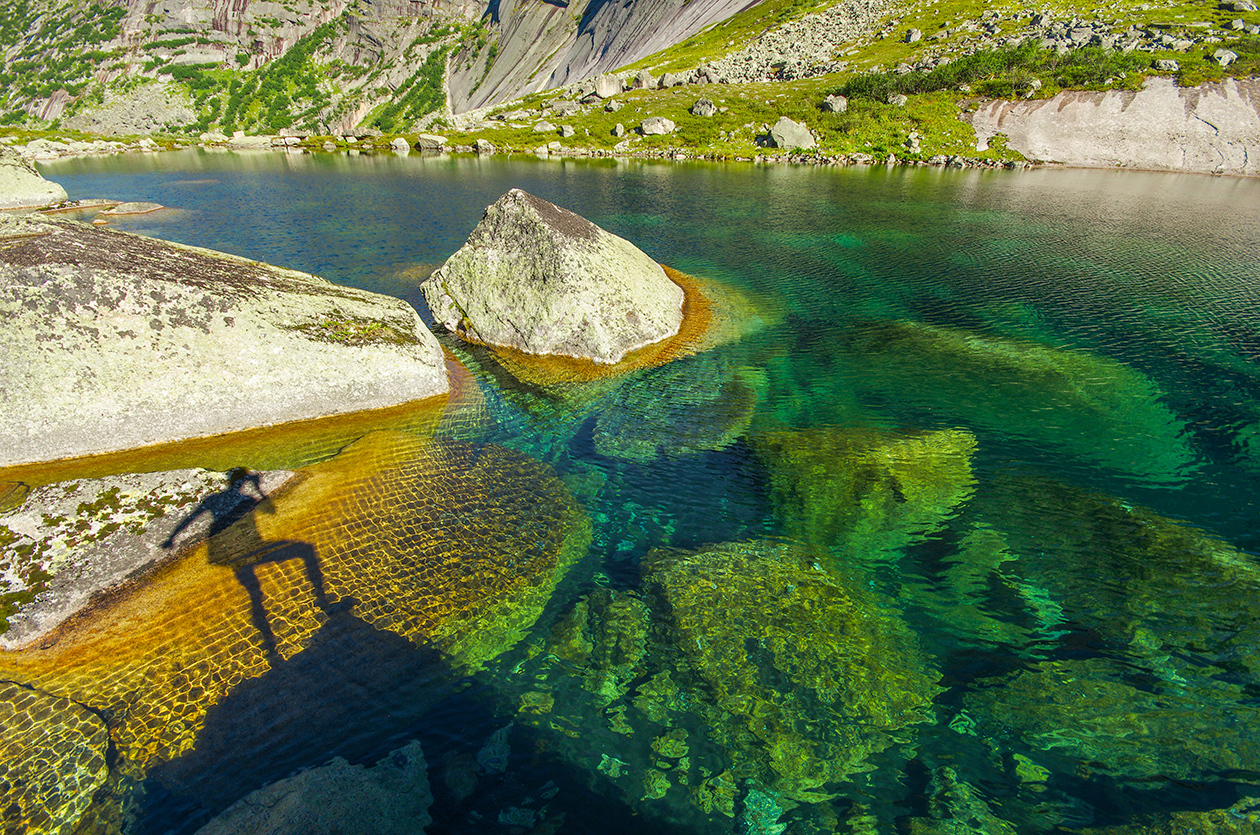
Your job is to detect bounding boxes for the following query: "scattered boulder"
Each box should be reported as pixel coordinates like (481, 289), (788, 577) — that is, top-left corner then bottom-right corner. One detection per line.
(0, 147), (67, 209)
(560, 124), (576, 137)
(421, 189), (684, 365)
(390, 137), (410, 153)
(196, 741), (433, 835)
(612, 123), (625, 137)
(633, 70), (656, 89)
(414, 133), (447, 151)
(0, 681), (109, 835)
(604, 99), (624, 112)
(1154, 58), (1181, 71)
(768, 116), (816, 149)
(888, 93), (909, 106)
(641, 116), (676, 135)
(1222, 0), (1256, 10)
(593, 75), (623, 98)
(533, 120), (557, 133)
(822, 94), (848, 113)
(0, 214), (449, 467)
(475, 138), (495, 154)
(659, 72), (686, 88)
(1214, 48), (1239, 67)
(199, 131), (229, 144)
(690, 98), (717, 117)
(906, 28), (923, 42)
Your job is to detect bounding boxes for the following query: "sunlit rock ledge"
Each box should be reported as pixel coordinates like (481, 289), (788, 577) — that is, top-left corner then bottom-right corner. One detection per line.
(0, 214), (450, 468)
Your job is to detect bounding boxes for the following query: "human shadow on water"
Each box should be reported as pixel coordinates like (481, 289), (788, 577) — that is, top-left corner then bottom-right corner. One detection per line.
(163, 467), (331, 660)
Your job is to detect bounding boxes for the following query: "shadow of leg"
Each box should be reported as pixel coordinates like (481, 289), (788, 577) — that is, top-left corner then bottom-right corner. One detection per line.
(235, 564), (279, 661)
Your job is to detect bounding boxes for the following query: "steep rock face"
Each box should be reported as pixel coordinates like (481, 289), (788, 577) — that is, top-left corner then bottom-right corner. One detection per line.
(422, 189), (684, 364)
(966, 77), (1260, 176)
(0, 148), (67, 209)
(0, 214), (449, 467)
(448, 0), (760, 112)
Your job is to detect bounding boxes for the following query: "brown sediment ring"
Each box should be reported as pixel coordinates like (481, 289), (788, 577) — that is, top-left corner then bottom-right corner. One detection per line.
(486, 265), (715, 386)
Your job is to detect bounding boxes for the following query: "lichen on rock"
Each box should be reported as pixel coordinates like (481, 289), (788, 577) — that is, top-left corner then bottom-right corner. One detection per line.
(646, 540), (940, 797)
(0, 146), (67, 210)
(421, 189), (684, 365)
(0, 213), (450, 468)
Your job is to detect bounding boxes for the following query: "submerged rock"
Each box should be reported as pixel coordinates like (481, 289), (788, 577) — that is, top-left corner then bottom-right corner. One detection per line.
(0, 214), (449, 467)
(0, 146), (67, 209)
(196, 740), (432, 835)
(838, 319), (1197, 482)
(422, 189), (684, 365)
(647, 540), (940, 797)
(593, 354), (764, 462)
(1073, 796), (1260, 835)
(964, 657), (1260, 782)
(0, 680), (109, 835)
(973, 473), (1260, 677)
(0, 431), (590, 771)
(753, 426), (977, 559)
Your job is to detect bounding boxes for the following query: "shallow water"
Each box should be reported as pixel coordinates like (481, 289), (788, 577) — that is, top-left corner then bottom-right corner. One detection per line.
(16, 149), (1260, 834)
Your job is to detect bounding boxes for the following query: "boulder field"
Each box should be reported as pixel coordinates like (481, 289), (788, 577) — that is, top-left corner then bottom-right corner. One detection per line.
(0, 214), (450, 467)
(421, 189), (684, 365)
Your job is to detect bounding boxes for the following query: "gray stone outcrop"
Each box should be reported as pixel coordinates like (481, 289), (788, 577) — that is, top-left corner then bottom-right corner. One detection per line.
(0, 214), (449, 467)
(421, 189), (684, 364)
(0, 468), (294, 649)
(691, 98), (717, 117)
(0, 147), (67, 209)
(641, 116), (677, 135)
(196, 741), (432, 835)
(769, 117), (816, 150)
(967, 76), (1260, 176)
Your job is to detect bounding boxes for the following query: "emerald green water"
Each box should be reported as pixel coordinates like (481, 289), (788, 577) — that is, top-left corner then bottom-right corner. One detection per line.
(36, 150), (1260, 833)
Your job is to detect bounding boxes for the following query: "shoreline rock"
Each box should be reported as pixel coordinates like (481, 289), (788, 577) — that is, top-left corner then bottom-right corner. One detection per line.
(0, 147), (68, 209)
(422, 189), (684, 365)
(0, 214), (450, 467)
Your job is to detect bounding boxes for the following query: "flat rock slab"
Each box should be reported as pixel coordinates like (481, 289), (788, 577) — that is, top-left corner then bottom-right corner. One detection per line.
(422, 189), (684, 364)
(0, 147), (67, 210)
(0, 468), (293, 650)
(0, 214), (449, 467)
(101, 201), (164, 215)
(966, 76), (1260, 176)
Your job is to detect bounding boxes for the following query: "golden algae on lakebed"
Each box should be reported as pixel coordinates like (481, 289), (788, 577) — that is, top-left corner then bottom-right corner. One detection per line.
(0, 430), (589, 779)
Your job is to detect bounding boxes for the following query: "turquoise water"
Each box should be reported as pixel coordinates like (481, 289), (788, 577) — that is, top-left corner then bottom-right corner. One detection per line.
(34, 150), (1260, 833)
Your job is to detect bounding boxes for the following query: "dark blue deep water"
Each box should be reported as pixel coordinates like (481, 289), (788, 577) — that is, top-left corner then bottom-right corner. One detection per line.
(27, 149), (1260, 834)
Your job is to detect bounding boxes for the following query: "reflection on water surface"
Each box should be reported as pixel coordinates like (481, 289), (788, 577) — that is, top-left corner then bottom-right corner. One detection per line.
(4, 151), (1260, 834)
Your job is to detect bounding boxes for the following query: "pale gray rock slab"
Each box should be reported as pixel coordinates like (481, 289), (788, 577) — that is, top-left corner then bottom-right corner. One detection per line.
(0, 468), (294, 650)
(822, 94), (849, 113)
(0, 147), (67, 209)
(0, 215), (449, 467)
(593, 74), (623, 98)
(475, 138), (496, 154)
(966, 76), (1260, 176)
(414, 133), (447, 150)
(196, 740), (432, 835)
(769, 116), (817, 149)
(691, 98), (718, 117)
(641, 116), (676, 135)
(421, 189), (683, 365)
(103, 201), (164, 215)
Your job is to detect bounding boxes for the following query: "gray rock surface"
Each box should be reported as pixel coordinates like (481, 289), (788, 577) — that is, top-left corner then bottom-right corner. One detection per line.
(690, 98), (717, 117)
(421, 189), (683, 364)
(769, 116), (816, 150)
(0, 468), (293, 649)
(641, 116), (677, 135)
(967, 76), (1260, 176)
(103, 201), (164, 215)
(822, 94), (848, 113)
(0, 214), (449, 467)
(196, 740), (432, 835)
(60, 81), (197, 136)
(0, 147), (67, 209)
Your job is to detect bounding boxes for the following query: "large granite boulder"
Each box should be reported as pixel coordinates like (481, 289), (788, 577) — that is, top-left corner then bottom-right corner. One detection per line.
(0, 146), (67, 209)
(422, 189), (684, 364)
(196, 740), (432, 835)
(0, 214), (449, 467)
